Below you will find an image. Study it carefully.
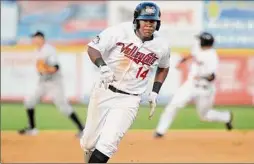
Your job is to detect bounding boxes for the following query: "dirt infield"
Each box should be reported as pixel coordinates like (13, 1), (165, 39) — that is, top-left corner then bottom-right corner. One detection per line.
(1, 130), (254, 163)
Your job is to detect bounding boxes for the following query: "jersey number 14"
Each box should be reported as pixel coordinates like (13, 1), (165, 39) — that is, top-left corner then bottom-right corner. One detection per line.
(136, 66), (149, 80)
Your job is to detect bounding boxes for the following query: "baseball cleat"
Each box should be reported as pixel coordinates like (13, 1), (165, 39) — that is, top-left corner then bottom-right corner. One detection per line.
(154, 132), (164, 138)
(18, 127), (38, 136)
(225, 112), (233, 131)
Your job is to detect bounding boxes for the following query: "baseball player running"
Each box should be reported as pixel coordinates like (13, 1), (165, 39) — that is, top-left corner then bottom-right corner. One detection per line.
(154, 32), (233, 138)
(18, 31), (84, 137)
(80, 2), (170, 163)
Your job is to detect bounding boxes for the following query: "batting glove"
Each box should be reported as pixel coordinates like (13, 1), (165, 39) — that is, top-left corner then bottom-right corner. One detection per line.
(148, 92), (158, 119)
(100, 65), (115, 89)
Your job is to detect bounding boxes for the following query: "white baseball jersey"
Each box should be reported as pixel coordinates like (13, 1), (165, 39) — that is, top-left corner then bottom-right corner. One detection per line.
(155, 45), (231, 136)
(88, 22), (171, 94)
(35, 43), (61, 81)
(188, 43), (219, 83)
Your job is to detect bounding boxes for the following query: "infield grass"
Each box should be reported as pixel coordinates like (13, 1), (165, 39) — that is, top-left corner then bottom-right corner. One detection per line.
(1, 103), (253, 130)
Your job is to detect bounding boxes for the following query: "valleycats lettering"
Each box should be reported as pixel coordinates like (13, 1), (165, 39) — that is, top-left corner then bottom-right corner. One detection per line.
(116, 42), (158, 66)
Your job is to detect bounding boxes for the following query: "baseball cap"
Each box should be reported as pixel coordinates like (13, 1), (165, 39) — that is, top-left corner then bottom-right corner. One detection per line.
(31, 31), (45, 38)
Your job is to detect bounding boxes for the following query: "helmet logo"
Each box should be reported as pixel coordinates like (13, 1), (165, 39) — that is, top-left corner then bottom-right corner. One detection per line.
(141, 6), (156, 15)
(203, 34), (211, 40)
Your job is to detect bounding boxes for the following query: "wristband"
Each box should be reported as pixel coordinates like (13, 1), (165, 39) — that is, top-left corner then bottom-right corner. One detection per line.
(95, 57), (106, 68)
(152, 82), (162, 94)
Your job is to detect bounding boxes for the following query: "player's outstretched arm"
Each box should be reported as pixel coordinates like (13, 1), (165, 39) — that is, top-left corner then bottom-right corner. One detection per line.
(148, 67), (169, 119)
(180, 55), (193, 64)
(176, 55), (193, 69)
(153, 67), (169, 93)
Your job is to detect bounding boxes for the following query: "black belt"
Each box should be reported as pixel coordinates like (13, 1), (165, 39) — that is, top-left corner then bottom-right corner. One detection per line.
(108, 85), (139, 96)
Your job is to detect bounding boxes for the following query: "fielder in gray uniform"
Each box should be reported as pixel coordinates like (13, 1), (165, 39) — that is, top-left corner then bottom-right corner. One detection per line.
(18, 31), (84, 137)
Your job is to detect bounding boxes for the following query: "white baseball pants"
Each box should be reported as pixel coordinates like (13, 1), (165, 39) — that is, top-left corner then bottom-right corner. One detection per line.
(80, 83), (141, 158)
(24, 78), (73, 116)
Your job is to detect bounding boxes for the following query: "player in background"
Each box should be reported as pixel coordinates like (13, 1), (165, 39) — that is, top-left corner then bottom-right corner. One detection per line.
(154, 32), (233, 138)
(18, 31), (84, 137)
(80, 2), (170, 163)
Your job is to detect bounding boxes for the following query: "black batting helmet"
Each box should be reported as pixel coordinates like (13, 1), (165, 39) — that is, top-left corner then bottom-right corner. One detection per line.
(133, 2), (161, 31)
(31, 31), (45, 38)
(196, 32), (214, 47)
